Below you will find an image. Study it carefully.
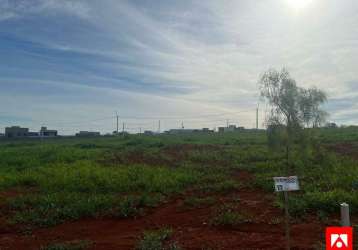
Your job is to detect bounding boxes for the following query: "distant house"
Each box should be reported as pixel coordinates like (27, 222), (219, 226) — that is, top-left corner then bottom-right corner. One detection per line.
(325, 122), (338, 128)
(4, 126), (58, 138)
(0, 133), (4, 137)
(218, 125), (244, 133)
(225, 125), (237, 132)
(40, 127), (58, 137)
(167, 129), (197, 134)
(5, 126), (29, 138)
(202, 128), (214, 133)
(27, 132), (40, 137)
(218, 126), (236, 132)
(144, 130), (154, 135)
(167, 128), (214, 134)
(76, 131), (100, 137)
(113, 131), (129, 136)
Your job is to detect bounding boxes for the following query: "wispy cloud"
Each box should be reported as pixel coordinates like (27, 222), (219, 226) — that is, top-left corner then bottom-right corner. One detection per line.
(0, 0), (358, 133)
(0, 0), (90, 21)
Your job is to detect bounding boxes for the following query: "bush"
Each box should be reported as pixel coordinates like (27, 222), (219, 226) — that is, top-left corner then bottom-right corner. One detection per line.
(40, 240), (91, 250)
(211, 204), (251, 226)
(136, 228), (181, 250)
(182, 196), (216, 208)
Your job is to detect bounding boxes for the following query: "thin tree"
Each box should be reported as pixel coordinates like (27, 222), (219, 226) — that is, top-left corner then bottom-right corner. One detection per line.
(259, 68), (327, 173)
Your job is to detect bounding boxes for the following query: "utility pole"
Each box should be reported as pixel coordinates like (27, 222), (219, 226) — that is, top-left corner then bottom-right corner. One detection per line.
(158, 120), (161, 133)
(226, 119), (229, 128)
(116, 111), (119, 135)
(256, 107), (259, 130)
(122, 122), (125, 134)
(181, 121), (184, 129)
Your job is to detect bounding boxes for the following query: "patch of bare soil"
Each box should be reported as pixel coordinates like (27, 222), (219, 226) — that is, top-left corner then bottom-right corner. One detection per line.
(0, 169), (327, 250)
(0, 187), (37, 235)
(327, 142), (358, 160)
(102, 144), (229, 167)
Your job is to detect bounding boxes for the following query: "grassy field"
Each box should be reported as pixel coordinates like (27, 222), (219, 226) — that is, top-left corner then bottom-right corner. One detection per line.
(0, 133), (241, 227)
(0, 128), (357, 231)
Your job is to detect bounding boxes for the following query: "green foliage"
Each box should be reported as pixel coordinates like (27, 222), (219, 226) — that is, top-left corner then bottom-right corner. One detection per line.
(136, 228), (180, 250)
(114, 194), (164, 218)
(259, 68), (327, 130)
(40, 240), (91, 250)
(0, 128), (357, 228)
(0, 144), (101, 171)
(259, 68), (327, 171)
(198, 180), (239, 193)
(267, 124), (287, 151)
(9, 192), (114, 226)
(211, 204), (251, 226)
(182, 196), (216, 208)
(1, 161), (200, 193)
(0, 134), (253, 226)
(253, 148), (358, 216)
(316, 126), (358, 143)
(9, 192), (166, 226)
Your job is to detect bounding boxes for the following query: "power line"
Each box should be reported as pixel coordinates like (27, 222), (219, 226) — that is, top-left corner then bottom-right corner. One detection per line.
(117, 109), (254, 120)
(256, 107), (259, 130)
(1, 109), (255, 126)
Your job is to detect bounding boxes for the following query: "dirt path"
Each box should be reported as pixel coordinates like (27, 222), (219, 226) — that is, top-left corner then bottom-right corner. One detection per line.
(0, 170), (326, 250)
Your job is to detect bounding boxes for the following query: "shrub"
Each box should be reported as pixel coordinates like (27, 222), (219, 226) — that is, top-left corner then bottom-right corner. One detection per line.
(40, 240), (91, 250)
(182, 197), (216, 208)
(136, 228), (180, 250)
(211, 204), (251, 226)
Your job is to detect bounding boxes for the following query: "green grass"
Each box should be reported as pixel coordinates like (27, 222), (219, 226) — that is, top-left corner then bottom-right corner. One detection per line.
(40, 240), (91, 250)
(9, 192), (166, 226)
(251, 148), (358, 217)
(0, 128), (357, 227)
(2, 161), (201, 193)
(318, 126), (358, 143)
(4, 163), (203, 226)
(197, 179), (239, 193)
(0, 136), (238, 226)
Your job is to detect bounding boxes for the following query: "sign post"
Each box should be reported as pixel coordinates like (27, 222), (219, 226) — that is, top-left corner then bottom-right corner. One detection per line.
(284, 190), (290, 250)
(273, 176), (300, 250)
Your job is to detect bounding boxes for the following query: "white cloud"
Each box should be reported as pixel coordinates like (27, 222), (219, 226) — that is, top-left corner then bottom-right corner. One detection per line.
(1, 0), (358, 132)
(0, 77), (252, 133)
(0, 0), (90, 21)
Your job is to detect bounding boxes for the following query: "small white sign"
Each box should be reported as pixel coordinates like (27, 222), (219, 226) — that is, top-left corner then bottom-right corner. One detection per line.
(273, 176), (300, 192)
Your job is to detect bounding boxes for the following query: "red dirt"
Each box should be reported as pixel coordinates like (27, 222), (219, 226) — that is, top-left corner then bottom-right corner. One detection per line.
(102, 144), (228, 167)
(0, 170), (328, 250)
(0, 187), (35, 199)
(327, 143), (358, 160)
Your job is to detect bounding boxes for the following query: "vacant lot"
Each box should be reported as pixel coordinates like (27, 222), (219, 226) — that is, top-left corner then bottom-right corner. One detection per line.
(0, 129), (357, 249)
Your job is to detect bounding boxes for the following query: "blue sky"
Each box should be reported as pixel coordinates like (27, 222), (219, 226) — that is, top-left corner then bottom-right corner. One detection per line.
(1, 0), (358, 134)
